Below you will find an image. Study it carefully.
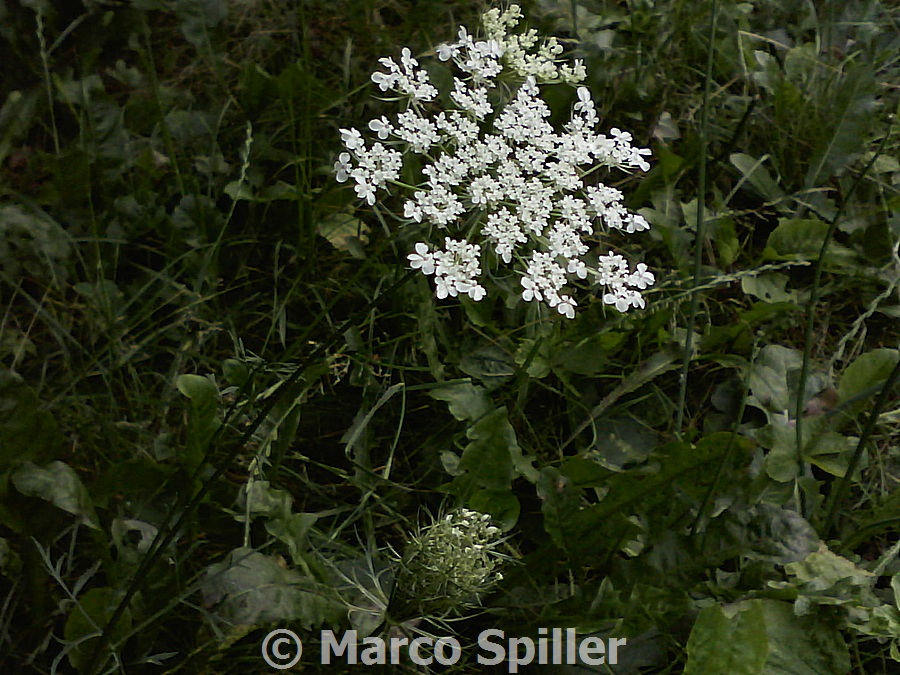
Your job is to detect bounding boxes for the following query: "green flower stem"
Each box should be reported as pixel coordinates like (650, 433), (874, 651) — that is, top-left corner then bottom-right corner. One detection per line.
(675, 0), (718, 436)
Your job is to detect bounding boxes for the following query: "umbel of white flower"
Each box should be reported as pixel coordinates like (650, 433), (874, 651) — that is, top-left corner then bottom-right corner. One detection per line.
(335, 4), (654, 318)
(390, 508), (506, 620)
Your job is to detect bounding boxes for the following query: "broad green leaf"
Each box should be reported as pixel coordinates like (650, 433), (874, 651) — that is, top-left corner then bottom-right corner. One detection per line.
(715, 216), (741, 266)
(430, 382), (491, 422)
(536, 467), (618, 557)
(805, 432), (861, 478)
(456, 407), (538, 488)
(0, 204), (71, 282)
(591, 438), (729, 520)
(734, 504), (820, 565)
(685, 599), (850, 675)
(459, 344), (515, 389)
(741, 272), (799, 304)
(559, 456), (613, 489)
(706, 504), (819, 565)
(804, 64), (877, 188)
(260, 181), (301, 201)
(755, 424), (800, 482)
(175, 0), (228, 46)
(223, 180), (254, 201)
(201, 547), (340, 630)
(552, 331), (625, 379)
(0, 368), (62, 469)
(468, 489), (520, 531)
(730, 153), (785, 204)
(238, 481), (292, 522)
(110, 518), (158, 565)
(748, 345), (803, 413)
(176, 374), (220, 471)
(838, 348), (900, 417)
(537, 467), (583, 553)
(563, 346), (681, 448)
(11, 461), (99, 529)
(582, 417), (657, 471)
(514, 336), (553, 379)
(222, 358), (250, 387)
(684, 601), (768, 675)
(317, 210), (369, 259)
(265, 513), (319, 566)
(765, 217), (855, 265)
(64, 587), (132, 673)
(759, 600), (850, 674)
(769, 542), (879, 612)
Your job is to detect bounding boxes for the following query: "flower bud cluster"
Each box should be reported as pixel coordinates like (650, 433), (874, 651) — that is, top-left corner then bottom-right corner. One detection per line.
(335, 4), (655, 318)
(392, 508), (506, 619)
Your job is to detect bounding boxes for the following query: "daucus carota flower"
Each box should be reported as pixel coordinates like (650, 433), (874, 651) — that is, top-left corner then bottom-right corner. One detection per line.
(335, 4), (655, 318)
(390, 508), (506, 620)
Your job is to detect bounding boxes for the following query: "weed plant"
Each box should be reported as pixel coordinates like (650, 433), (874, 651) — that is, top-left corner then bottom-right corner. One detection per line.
(0, 0), (899, 673)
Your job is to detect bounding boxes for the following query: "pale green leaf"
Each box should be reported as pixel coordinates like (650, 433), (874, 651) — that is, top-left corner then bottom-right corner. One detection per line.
(12, 461), (100, 529)
(684, 601), (768, 675)
(317, 211), (369, 258)
(201, 547), (340, 629)
(730, 153), (785, 203)
(430, 382), (491, 422)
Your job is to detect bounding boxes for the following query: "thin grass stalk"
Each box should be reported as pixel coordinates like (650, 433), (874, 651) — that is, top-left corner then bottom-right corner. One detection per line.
(674, 0), (719, 435)
(691, 339), (760, 539)
(83, 267), (415, 675)
(139, 17), (186, 197)
(793, 131), (892, 516)
(34, 10), (59, 155)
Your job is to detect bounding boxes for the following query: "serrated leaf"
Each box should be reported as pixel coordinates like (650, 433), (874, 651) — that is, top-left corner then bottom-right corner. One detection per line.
(12, 461), (100, 529)
(771, 542), (878, 610)
(201, 548), (340, 630)
(536, 466), (583, 552)
(457, 407), (538, 488)
(265, 513), (319, 566)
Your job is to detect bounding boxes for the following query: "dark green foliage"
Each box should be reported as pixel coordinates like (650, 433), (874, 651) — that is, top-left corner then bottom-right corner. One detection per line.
(1, 1), (899, 673)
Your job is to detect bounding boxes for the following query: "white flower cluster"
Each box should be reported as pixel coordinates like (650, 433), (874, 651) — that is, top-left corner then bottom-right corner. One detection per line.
(335, 4), (654, 318)
(481, 4), (586, 83)
(393, 508), (505, 618)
